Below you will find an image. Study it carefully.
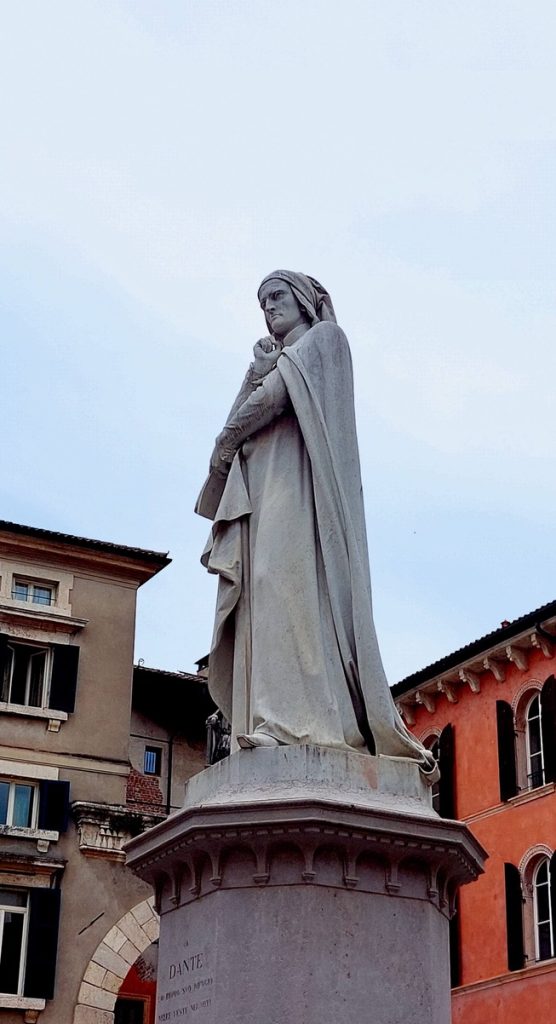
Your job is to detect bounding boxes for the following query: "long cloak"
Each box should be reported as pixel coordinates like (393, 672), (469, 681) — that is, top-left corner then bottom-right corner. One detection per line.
(198, 321), (427, 762)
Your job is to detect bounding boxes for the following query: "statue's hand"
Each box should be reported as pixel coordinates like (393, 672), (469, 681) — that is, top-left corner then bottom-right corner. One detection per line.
(210, 432), (235, 474)
(253, 336), (281, 377)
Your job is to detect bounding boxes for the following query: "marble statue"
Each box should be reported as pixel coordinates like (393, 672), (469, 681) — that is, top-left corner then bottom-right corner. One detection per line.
(196, 270), (434, 773)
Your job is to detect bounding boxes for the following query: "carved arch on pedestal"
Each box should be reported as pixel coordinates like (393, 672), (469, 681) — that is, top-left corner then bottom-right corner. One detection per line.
(72, 897), (159, 1023)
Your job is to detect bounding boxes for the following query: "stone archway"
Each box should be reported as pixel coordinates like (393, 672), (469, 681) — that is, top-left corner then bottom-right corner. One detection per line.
(73, 898), (159, 1023)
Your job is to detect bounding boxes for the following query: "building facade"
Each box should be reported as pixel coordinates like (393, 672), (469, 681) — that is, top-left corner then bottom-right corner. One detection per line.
(0, 521), (211, 1024)
(392, 601), (556, 1023)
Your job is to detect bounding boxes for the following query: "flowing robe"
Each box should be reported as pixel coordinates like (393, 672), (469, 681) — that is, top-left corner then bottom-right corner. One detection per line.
(198, 322), (426, 760)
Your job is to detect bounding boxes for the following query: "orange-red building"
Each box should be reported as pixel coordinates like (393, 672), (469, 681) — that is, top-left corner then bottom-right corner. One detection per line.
(392, 600), (556, 1023)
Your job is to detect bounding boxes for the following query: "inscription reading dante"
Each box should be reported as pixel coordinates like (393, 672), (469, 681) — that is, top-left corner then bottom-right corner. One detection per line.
(169, 953), (204, 977)
(158, 946), (213, 1023)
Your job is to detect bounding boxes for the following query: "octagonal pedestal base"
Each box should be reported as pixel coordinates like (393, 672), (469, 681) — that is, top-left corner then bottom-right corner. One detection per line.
(126, 746), (485, 1024)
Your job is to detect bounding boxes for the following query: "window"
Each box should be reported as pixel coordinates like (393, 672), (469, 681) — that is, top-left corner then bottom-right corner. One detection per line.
(0, 777), (68, 837)
(11, 579), (54, 607)
(533, 858), (555, 961)
(424, 736), (441, 814)
(1, 642), (50, 708)
(498, 678), (556, 800)
(526, 694), (545, 789)
(0, 781), (36, 829)
(0, 887), (62, 999)
(0, 890), (28, 995)
(144, 747), (162, 776)
(115, 997), (146, 1024)
(0, 635), (80, 716)
(423, 725), (455, 818)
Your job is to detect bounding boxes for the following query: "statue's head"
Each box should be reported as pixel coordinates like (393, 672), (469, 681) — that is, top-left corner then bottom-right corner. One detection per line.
(258, 279), (310, 341)
(258, 270), (336, 339)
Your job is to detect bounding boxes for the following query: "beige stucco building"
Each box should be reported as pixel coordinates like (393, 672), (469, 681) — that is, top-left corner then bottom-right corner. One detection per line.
(0, 520), (211, 1024)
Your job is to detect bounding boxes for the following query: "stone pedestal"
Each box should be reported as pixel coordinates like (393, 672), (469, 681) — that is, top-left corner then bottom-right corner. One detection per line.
(125, 747), (485, 1024)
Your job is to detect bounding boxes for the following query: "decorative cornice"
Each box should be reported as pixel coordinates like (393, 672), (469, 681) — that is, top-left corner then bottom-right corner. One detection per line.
(72, 801), (166, 862)
(126, 795), (486, 923)
(395, 624), (556, 721)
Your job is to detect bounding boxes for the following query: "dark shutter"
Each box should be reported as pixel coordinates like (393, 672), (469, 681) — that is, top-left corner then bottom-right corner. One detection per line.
(504, 863), (524, 971)
(48, 644), (79, 713)
(449, 894), (461, 987)
(438, 724), (456, 819)
(24, 888), (61, 999)
(0, 632), (8, 698)
(38, 780), (70, 833)
(496, 701), (517, 801)
(541, 676), (556, 784)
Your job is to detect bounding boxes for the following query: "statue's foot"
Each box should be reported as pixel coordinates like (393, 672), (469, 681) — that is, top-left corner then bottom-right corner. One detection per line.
(237, 732), (279, 748)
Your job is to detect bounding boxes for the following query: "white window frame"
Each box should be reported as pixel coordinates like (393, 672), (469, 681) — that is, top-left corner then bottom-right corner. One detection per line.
(533, 858), (555, 961)
(0, 890), (30, 997)
(11, 578), (55, 607)
(0, 779), (38, 830)
(1, 641), (52, 710)
(525, 693), (545, 790)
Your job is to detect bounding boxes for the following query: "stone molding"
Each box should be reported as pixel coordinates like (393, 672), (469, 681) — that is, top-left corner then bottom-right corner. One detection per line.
(518, 842), (553, 879)
(72, 898), (159, 1024)
(132, 801), (483, 921)
(126, 749), (485, 923)
(511, 677), (543, 712)
(0, 995), (45, 1022)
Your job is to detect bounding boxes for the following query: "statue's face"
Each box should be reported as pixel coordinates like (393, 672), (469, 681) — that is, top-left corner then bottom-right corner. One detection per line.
(259, 280), (307, 340)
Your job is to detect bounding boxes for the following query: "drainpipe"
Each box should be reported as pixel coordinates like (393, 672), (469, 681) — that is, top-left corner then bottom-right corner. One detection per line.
(166, 732), (175, 815)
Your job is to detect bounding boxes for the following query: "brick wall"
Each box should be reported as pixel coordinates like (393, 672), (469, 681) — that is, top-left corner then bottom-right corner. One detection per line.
(126, 768), (164, 811)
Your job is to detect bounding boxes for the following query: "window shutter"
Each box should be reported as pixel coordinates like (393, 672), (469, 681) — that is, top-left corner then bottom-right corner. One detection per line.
(496, 701), (517, 801)
(0, 632), (8, 696)
(38, 780), (70, 833)
(48, 644), (79, 713)
(449, 894), (461, 987)
(541, 676), (556, 784)
(504, 863), (524, 971)
(438, 724), (456, 819)
(24, 888), (61, 999)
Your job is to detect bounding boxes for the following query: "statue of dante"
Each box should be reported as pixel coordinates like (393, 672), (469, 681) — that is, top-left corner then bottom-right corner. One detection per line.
(196, 270), (434, 772)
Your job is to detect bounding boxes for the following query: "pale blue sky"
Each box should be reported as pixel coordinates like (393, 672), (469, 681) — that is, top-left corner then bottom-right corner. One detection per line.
(1, 1), (555, 682)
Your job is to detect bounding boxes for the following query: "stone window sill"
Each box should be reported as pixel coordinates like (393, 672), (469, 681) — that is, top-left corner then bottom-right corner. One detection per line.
(0, 599), (86, 629)
(0, 993), (46, 1017)
(0, 702), (67, 733)
(508, 782), (555, 808)
(0, 824), (59, 852)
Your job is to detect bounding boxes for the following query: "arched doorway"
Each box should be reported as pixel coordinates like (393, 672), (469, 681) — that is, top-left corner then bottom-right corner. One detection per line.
(114, 941), (158, 1024)
(73, 898), (159, 1023)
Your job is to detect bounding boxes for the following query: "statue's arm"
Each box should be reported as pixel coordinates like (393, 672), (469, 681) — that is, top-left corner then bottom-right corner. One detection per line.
(224, 337), (282, 421)
(225, 364), (262, 421)
(212, 368), (289, 466)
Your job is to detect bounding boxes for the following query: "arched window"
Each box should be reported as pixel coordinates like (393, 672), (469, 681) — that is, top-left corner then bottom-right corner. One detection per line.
(526, 694), (545, 789)
(533, 858), (555, 961)
(423, 726), (455, 818)
(424, 735), (441, 814)
(504, 677), (556, 799)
